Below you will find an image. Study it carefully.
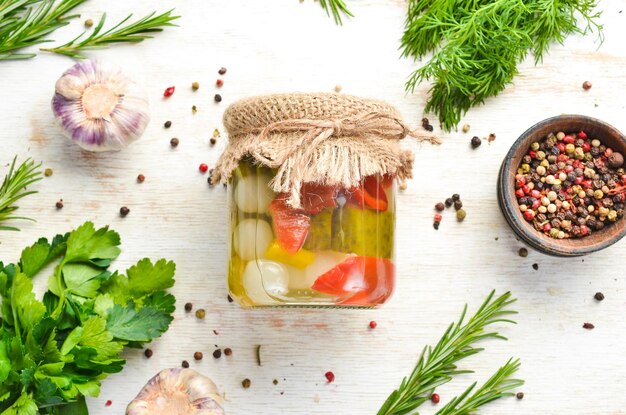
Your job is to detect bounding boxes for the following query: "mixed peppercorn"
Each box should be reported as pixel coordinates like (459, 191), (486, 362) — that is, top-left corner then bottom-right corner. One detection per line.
(515, 130), (625, 239)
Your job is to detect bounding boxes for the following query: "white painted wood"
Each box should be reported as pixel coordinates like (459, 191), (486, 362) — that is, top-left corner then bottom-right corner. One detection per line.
(2, 0), (626, 413)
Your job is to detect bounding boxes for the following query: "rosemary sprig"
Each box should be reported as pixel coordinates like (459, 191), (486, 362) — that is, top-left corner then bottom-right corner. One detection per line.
(41, 9), (180, 59)
(318, 0), (352, 25)
(0, 157), (42, 231)
(402, 0), (603, 131)
(376, 291), (517, 415)
(435, 358), (524, 415)
(0, 0), (87, 60)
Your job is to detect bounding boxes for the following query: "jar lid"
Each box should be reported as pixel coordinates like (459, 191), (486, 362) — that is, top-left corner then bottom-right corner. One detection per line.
(213, 92), (439, 208)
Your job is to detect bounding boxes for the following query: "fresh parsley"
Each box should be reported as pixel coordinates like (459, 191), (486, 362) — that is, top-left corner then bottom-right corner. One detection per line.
(0, 221), (176, 415)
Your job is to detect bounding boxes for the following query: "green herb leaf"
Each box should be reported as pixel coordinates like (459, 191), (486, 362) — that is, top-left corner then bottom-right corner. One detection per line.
(20, 234), (68, 277)
(3, 392), (38, 414)
(11, 272), (46, 333)
(104, 258), (175, 304)
(65, 222), (121, 264)
(0, 157), (42, 231)
(106, 304), (173, 342)
(318, 0), (353, 25)
(62, 264), (106, 298)
(42, 10), (180, 59)
(377, 291), (518, 415)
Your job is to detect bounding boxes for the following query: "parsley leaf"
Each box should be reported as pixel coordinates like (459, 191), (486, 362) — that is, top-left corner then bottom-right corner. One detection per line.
(106, 304), (173, 342)
(105, 258), (176, 304)
(65, 222), (121, 264)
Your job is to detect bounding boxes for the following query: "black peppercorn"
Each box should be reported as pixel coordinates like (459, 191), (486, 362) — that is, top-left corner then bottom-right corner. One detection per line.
(55, 200), (64, 209)
(424, 124), (434, 132)
(582, 322), (595, 329)
(184, 302), (193, 312)
(421, 117), (429, 128)
(532, 263), (539, 270)
(144, 348), (153, 358)
(454, 200), (463, 210)
(452, 193), (460, 201)
(594, 292), (605, 301)
(470, 136), (482, 149)
(164, 120), (172, 128)
(170, 137), (179, 147)
(445, 198), (454, 207)
(227, 295), (234, 303)
(242, 378), (251, 389)
(213, 349), (222, 359)
(214, 94), (222, 102)
(518, 247), (528, 257)
(119, 206), (130, 217)
(181, 360), (189, 368)
(218, 67), (227, 75)
(516, 392), (524, 400)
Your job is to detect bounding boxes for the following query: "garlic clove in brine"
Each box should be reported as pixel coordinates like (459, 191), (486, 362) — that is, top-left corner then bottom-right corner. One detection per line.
(52, 60), (150, 152)
(126, 368), (225, 415)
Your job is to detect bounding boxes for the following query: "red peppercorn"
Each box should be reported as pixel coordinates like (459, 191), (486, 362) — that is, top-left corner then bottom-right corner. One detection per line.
(557, 154), (568, 162)
(531, 190), (541, 199)
(522, 185), (530, 194)
(163, 86), (175, 97)
(105, 400), (112, 407)
(517, 176), (526, 186)
(582, 142), (590, 152)
(216, 79), (224, 87)
(580, 225), (589, 236)
(523, 211), (535, 221)
(325, 371), (335, 383)
(563, 135), (575, 144)
(543, 223), (552, 232)
(369, 320), (377, 329)
(531, 199), (541, 210)
(434, 213), (443, 222)
(578, 131), (588, 139)
(556, 142), (566, 152)
(515, 188), (525, 199)
(529, 150), (537, 159)
(199, 163), (209, 173)
(582, 180), (592, 188)
(575, 176), (583, 185)
(431, 393), (440, 404)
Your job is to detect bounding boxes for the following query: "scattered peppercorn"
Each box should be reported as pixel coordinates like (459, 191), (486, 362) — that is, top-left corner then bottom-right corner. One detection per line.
(433, 222), (440, 230)
(194, 351), (203, 360)
(594, 292), (605, 301)
(227, 295), (233, 303)
(454, 200), (463, 210)
(516, 392), (524, 400)
(456, 209), (466, 222)
(424, 124), (434, 132)
(164, 120), (172, 128)
(84, 19), (93, 28)
(119, 206), (130, 217)
(199, 163), (209, 173)
(324, 371), (335, 383)
(195, 309), (206, 319)
(105, 400), (112, 407)
(44, 168), (53, 177)
(191, 81), (200, 91)
(218, 67), (227, 75)
(184, 302), (193, 312)
(210, 137), (217, 145)
(55, 199), (64, 209)
(273, 379), (279, 385)
(137, 174), (145, 183)
(452, 193), (460, 201)
(216, 79), (224, 87)
(181, 360), (190, 368)
(369, 321), (377, 329)
(532, 263), (539, 270)
(214, 94), (222, 102)
(470, 136), (482, 149)
(582, 81), (592, 90)
(224, 348), (232, 356)
(170, 137), (179, 147)
(431, 393), (440, 404)
(462, 124), (470, 133)
(213, 349), (222, 359)
(192, 105), (198, 114)
(435, 202), (445, 211)
(144, 348), (153, 358)
(488, 133), (497, 143)
(334, 84), (342, 93)
(583, 322), (595, 329)
(242, 378), (251, 389)
(421, 117), (430, 129)
(518, 247), (528, 257)
(163, 86), (175, 97)
(445, 198), (454, 208)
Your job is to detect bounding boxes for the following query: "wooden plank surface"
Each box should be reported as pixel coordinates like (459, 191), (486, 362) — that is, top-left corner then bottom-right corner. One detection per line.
(2, 0), (626, 414)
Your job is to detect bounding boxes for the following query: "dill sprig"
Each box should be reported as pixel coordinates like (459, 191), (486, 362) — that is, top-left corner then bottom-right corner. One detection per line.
(402, 0), (603, 131)
(0, 0), (87, 60)
(435, 358), (524, 415)
(376, 291), (518, 415)
(0, 157), (42, 231)
(319, 0), (352, 25)
(41, 9), (180, 59)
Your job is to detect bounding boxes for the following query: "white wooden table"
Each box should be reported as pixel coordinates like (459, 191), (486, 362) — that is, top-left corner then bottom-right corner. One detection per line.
(3, 1), (626, 414)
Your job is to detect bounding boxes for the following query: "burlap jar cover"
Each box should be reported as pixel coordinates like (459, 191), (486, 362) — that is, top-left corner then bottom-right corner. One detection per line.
(211, 93), (440, 208)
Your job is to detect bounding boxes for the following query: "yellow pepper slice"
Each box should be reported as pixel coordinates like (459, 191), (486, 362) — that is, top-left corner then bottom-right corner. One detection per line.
(264, 240), (315, 269)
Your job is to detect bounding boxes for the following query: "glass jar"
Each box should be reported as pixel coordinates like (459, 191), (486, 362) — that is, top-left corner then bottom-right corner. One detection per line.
(228, 160), (396, 307)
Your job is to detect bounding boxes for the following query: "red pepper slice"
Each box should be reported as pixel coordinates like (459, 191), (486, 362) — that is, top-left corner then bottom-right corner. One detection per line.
(301, 183), (339, 215)
(269, 196), (311, 254)
(311, 256), (395, 305)
(347, 176), (388, 212)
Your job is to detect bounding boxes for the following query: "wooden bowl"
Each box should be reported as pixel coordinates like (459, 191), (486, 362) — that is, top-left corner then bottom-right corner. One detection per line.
(497, 115), (626, 257)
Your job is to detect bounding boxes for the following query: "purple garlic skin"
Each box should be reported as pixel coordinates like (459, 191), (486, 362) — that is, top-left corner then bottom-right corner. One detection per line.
(52, 60), (150, 152)
(126, 368), (225, 415)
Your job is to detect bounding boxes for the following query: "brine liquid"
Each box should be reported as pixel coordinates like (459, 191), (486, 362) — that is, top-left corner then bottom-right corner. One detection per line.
(228, 162), (395, 307)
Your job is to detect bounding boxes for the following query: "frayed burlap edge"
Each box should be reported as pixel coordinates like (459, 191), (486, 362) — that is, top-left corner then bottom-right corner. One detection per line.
(212, 93), (439, 208)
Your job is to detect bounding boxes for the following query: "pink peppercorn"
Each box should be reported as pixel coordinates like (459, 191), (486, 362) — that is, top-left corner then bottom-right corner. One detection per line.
(543, 223), (552, 232)
(216, 79), (224, 87)
(578, 131), (588, 139)
(532, 199), (541, 210)
(163, 86), (175, 97)
(524, 211), (535, 221)
(515, 189), (525, 198)
(563, 135), (575, 144)
(431, 393), (440, 404)
(582, 142), (591, 152)
(434, 213), (442, 222)
(369, 321), (377, 329)
(105, 400), (112, 407)
(531, 190), (541, 199)
(325, 371), (335, 383)
(199, 163), (209, 173)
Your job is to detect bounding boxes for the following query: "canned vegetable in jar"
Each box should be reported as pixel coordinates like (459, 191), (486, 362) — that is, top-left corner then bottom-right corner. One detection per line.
(212, 93), (438, 307)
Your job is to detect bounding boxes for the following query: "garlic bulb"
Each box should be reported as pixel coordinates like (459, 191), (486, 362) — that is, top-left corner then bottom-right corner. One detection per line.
(52, 60), (150, 152)
(126, 368), (225, 415)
